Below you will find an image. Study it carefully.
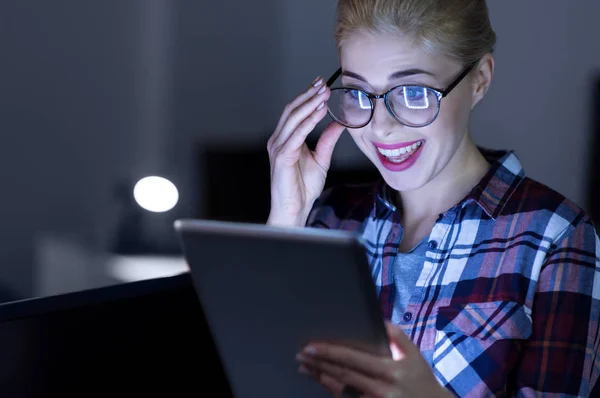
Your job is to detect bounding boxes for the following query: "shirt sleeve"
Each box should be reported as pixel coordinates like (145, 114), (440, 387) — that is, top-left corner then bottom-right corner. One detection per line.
(514, 219), (600, 396)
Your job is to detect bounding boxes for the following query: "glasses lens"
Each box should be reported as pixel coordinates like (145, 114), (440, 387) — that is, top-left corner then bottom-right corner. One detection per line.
(327, 88), (372, 128)
(388, 86), (440, 127)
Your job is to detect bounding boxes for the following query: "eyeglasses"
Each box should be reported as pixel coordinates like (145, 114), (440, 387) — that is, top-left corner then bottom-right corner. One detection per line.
(324, 61), (477, 129)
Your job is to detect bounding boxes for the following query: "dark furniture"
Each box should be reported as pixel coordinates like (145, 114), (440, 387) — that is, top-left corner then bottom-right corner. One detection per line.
(0, 273), (232, 397)
(198, 144), (380, 223)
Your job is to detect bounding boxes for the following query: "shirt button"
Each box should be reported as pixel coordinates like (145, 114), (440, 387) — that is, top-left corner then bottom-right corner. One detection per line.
(403, 312), (412, 322)
(428, 240), (438, 249)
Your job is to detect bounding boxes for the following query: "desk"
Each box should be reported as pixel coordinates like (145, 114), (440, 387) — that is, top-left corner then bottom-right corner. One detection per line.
(106, 254), (188, 282)
(34, 233), (188, 297)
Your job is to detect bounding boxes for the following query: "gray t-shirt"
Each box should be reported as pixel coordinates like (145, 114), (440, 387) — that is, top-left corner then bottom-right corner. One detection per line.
(391, 240), (427, 324)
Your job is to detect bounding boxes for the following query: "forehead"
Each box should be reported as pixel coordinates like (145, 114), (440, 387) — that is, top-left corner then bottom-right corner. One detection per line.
(339, 31), (458, 85)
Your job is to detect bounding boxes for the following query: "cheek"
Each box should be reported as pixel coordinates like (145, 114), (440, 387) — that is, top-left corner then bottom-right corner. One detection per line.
(345, 128), (381, 161)
(346, 128), (369, 148)
(428, 94), (471, 142)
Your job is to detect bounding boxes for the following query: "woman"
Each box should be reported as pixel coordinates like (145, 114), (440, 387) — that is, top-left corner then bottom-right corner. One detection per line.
(266, 0), (600, 396)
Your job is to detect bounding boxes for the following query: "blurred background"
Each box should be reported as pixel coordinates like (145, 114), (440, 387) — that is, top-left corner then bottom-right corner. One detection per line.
(0, 0), (599, 301)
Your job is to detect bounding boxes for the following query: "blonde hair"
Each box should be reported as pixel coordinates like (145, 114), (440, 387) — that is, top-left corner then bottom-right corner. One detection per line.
(335, 0), (496, 66)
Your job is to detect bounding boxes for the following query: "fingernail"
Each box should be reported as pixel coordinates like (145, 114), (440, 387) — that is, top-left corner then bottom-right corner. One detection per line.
(296, 352), (309, 361)
(317, 85), (326, 94)
(313, 77), (323, 87)
(317, 102), (324, 110)
(304, 346), (317, 355)
(298, 364), (310, 374)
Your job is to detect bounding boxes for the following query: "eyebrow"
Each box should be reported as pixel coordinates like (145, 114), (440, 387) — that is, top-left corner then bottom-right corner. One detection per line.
(341, 68), (435, 82)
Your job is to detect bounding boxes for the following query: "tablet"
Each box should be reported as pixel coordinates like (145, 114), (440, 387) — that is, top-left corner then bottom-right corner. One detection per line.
(174, 218), (391, 398)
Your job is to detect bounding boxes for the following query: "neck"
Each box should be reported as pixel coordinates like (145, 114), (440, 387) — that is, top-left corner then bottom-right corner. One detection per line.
(396, 133), (490, 222)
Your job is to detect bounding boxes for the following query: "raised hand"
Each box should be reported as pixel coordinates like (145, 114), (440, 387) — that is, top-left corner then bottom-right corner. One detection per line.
(266, 77), (345, 227)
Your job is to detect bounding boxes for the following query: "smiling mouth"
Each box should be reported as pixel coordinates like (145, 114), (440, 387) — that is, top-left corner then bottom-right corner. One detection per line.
(376, 140), (423, 163)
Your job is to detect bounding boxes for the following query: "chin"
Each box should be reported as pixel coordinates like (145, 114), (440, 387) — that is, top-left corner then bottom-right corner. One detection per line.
(379, 170), (429, 193)
(364, 150), (430, 193)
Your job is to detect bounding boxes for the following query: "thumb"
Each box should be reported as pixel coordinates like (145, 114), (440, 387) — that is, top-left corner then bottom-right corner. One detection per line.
(313, 121), (345, 170)
(385, 321), (418, 360)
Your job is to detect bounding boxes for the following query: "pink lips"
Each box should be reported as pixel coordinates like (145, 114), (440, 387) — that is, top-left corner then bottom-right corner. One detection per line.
(372, 139), (425, 172)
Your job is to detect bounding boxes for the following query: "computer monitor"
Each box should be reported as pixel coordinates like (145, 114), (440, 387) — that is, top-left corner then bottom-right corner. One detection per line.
(0, 273), (232, 397)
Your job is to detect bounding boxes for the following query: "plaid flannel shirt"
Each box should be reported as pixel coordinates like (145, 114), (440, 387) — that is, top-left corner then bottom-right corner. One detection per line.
(306, 148), (600, 397)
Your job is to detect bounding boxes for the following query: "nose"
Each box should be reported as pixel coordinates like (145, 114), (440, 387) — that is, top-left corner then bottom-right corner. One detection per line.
(369, 97), (397, 139)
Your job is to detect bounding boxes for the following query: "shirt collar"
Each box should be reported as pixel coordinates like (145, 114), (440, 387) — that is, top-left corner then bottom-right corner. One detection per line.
(465, 148), (525, 219)
(374, 148), (525, 220)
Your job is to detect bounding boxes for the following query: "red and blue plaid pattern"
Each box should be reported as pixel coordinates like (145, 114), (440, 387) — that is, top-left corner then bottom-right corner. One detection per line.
(306, 148), (600, 396)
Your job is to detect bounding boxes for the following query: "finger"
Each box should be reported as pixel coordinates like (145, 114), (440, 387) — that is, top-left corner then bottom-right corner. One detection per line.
(272, 85), (330, 151)
(299, 344), (393, 380)
(277, 76), (325, 132)
(313, 121), (345, 170)
(302, 363), (364, 398)
(318, 373), (345, 398)
(299, 364), (341, 397)
(385, 321), (419, 358)
(268, 77), (326, 151)
(300, 358), (390, 398)
(298, 363), (321, 380)
(279, 98), (327, 159)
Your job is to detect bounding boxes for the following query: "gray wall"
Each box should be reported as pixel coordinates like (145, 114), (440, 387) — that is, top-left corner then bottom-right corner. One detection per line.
(471, 2), (600, 207)
(0, 0), (599, 298)
(167, 0), (280, 225)
(0, 1), (141, 297)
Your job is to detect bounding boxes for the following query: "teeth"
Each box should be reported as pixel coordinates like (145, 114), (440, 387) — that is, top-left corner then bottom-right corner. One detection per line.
(388, 156), (408, 163)
(377, 141), (422, 157)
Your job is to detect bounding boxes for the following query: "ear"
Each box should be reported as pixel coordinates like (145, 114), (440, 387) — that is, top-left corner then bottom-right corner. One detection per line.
(471, 53), (494, 109)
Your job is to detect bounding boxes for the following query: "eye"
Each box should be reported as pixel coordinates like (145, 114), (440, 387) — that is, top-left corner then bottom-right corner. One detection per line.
(342, 89), (371, 110)
(403, 87), (426, 100)
(392, 86), (431, 110)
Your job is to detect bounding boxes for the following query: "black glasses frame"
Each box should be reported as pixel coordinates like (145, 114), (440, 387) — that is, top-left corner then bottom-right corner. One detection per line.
(325, 61), (478, 128)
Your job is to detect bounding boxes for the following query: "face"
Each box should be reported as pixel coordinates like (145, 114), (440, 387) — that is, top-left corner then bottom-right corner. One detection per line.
(337, 32), (485, 192)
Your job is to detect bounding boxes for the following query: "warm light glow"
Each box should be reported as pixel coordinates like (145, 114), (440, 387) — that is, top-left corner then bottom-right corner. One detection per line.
(133, 176), (179, 212)
(390, 342), (402, 361)
(107, 255), (189, 282)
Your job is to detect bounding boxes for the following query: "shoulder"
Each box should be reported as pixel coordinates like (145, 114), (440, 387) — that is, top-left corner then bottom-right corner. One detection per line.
(305, 180), (381, 230)
(475, 147), (596, 242)
(501, 175), (596, 243)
